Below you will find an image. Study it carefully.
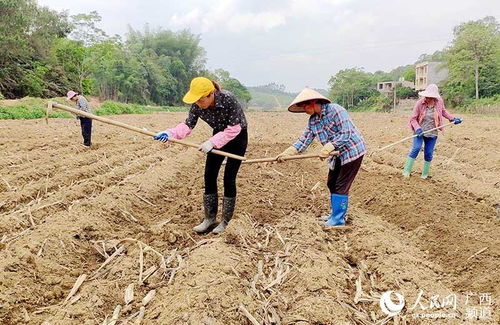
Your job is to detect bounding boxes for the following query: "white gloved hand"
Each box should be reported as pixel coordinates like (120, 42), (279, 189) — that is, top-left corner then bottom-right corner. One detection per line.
(319, 142), (335, 159)
(276, 146), (298, 162)
(199, 140), (214, 153)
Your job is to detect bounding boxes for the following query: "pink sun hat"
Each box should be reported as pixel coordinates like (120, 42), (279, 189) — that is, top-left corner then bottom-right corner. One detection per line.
(66, 90), (78, 100)
(418, 84), (441, 99)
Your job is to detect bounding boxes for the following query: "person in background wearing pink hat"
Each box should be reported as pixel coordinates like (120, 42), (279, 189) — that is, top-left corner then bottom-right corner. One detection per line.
(276, 88), (366, 227)
(67, 91), (93, 147)
(403, 84), (462, 179)
(154, 77), (248, 234)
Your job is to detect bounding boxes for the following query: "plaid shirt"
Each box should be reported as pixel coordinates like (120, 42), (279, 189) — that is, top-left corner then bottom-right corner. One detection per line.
(293, 103), (366, 165)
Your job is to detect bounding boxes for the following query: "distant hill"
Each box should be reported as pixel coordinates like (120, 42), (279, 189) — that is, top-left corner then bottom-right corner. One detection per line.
(314, 88), (329, 97)
(248, 83), (296, 110)
(247, 84), (331, 110)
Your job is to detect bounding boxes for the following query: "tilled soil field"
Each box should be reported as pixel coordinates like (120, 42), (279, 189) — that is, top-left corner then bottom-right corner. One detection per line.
(0, 111), (498, 325)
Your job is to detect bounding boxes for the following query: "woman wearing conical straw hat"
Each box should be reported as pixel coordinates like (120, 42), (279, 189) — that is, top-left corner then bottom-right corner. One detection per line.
(402, 84), (462, 179)
(154, 77), (248, 234)
(276, 88), (366, 226)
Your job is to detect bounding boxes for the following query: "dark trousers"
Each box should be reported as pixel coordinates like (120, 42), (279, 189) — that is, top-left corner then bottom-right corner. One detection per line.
(327, 155), (364, 195)
(79, 117), (92, 146)
(204, 129), (248, 197)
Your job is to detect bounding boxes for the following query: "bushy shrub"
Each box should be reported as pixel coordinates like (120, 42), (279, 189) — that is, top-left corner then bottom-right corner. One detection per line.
(354, 95), (393, 112)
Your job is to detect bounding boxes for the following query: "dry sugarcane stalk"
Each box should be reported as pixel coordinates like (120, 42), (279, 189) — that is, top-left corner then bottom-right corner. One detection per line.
(68, 294), (82, 306)
(117, 238), (168, 275)
(239, 304), (260, 325)
(37, 238), (49, 257)
(142, 266), (158, 283)
(0, 174), (13, 191)
(167, 255), (184, 284)
(135, 306), (145, 325)
(138, 242), (144, 284)
(466, 247), (488, 261)
(93, 245), (126, 277)
(275, 229), (286, 247)
(249, 260), (264, 297)
(107, 305), (122, 325)
(125, 310), (141, 323)
(310, 181), (321, 192)
(27, 208), (36, 228)
(354, 273), (363, 304)
(341, 303), (374, 325)
(142, 290), (156, 306)
(48, 102), (246, 161)
(133, 192), (156, 207)
(62, 274), (87, 305)
(124, 284), (135, 305)
(120, 209), (139, 223)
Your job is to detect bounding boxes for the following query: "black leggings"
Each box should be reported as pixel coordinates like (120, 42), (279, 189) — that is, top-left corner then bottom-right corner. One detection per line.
(204, 129), (248, 197)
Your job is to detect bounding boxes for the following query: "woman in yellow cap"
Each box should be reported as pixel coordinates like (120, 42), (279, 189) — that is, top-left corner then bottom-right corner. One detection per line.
(276, 88), (366, 227)
(154, 77), (248, 234)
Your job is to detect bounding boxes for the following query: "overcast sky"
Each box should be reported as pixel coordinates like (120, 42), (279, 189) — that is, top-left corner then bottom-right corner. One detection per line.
(38, 0), (499, 92)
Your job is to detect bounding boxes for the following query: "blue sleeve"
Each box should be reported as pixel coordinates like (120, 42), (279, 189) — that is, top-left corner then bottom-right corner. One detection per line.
(293, 124), (315, 152)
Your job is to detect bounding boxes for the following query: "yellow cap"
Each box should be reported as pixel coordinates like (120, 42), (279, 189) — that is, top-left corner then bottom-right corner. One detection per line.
(183, 77), (215, 104)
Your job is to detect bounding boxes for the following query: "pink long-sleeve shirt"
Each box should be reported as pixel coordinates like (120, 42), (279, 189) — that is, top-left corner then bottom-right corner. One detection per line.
(408, 97), (454, 132)
(168, 122), (242, 148)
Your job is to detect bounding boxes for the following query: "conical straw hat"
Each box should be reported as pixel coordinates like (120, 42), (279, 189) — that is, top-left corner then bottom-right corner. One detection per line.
(288, 87), (331, 113)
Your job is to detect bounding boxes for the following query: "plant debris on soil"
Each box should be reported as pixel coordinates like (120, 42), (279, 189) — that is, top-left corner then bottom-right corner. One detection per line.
(0, 112), (498, 324)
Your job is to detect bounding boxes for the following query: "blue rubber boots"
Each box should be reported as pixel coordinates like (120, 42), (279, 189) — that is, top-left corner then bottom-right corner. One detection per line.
(325, 193), (348, 226)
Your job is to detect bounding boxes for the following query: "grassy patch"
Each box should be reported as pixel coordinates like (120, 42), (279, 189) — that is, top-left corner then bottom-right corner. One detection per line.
(95, 101), (186, 115)
(0, 98), (187, 120)
(459, 95), (500, 114)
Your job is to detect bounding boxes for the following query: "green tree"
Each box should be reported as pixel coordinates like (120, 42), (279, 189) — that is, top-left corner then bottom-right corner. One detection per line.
(124, 26), (205, 105)
(395, 84), (417, 99)
(328, 68), (375, 109)
(416, 50), (446, 63)
(69, 11), (108, 47)
(446, 16), (500, 100)
(0, 0), (71, 97)
(402, 69), (416, 83)
(51, 38), (88, 92)
(205, 69), (251, 107)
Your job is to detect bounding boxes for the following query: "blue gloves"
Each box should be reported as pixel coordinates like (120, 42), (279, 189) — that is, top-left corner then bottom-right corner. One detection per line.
(453, 117), (462, 124)
(415, 128), (423, 138)
(154, 131), (169, 142)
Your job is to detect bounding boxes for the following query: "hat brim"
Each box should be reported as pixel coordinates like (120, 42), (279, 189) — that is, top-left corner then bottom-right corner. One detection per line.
(287, 99), (331, 113)
(287, 88), (331, 113)
(288, 104), (306, 113)
(418, 91), (440, 99)
(183, 91), (202, 104)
